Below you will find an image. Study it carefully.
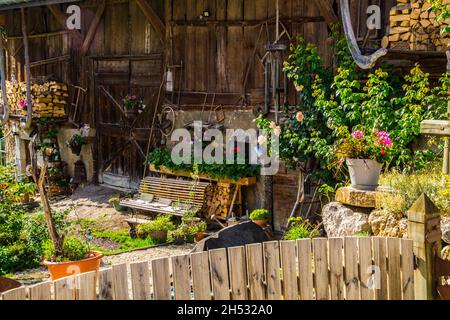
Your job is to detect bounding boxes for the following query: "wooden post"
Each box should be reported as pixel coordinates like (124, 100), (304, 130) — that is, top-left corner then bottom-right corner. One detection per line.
(20, 8), (32, 129)
(408, 194), (442, 300)
(0, 36), (9, 123)
(444, 51), (450, 178)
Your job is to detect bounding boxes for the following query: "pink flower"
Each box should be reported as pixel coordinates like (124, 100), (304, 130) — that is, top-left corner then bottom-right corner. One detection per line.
(19, 100), (27, 108)
(131, 95), (137, 101)
(351, 130), (365, 140)
(377, 131), (393, 148)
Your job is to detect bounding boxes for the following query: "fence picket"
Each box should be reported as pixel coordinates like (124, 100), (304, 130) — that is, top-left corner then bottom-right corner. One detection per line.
(373, 237), (388, 300)
(172, 254), (191, 300)
(358, 237), (374, 300)
(152, 258), (171, 300)
(228, 246), (248, 300)
(191, 252), (212, 300)
(209, 248), (230, 300)
(313, 238), (330, 300)
(387, 237), (402, 300)
(29, 281), (52, 300)
(130, 261), (150, 300)
(401, 239), (415, 300)
(98, 268), (114, 300)
(1, 286), (27, 300)
(280, 240), (298, 300)
(297, 239), (314, 300)
(246, 243), (265, 300)
(263, 241), (282, 300)
(344, 237), (360, 300)
(76, 271), (97, 300)
(112, 263), (129, 300)
(54, 276), (76, 300)
(329, 237), (344, 300)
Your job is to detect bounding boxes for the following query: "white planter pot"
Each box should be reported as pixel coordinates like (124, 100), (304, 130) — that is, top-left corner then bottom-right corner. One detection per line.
(346, 159), (382, 191)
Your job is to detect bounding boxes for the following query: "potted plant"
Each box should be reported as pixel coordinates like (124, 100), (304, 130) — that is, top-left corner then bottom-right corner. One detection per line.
(193, 221), (207, 242)
(67, 134), (87, 156)
(171, 228), (187, 245)
(10, 179), (36, 203)
(335, 129), (393, 191)
(250, 209), (272, 228)
(136, 215), (175, 242)
(42, 236), (103, 281)
(108, 194), (126, 212)
(123, 95), (145, 119)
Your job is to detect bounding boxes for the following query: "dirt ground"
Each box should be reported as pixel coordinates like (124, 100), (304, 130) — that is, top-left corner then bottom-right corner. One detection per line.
(12, 184), (194, 285)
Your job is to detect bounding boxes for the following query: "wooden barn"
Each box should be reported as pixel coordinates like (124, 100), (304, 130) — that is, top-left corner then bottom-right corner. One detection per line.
(0, 0), (447, 231)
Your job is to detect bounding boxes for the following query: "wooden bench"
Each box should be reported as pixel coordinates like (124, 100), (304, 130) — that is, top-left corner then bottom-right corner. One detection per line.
(120, 176), (210, 216)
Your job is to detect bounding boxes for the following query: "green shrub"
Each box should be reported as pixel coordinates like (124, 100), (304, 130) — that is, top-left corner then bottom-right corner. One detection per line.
(0, 242), (41, 274)
(249, 209), (271, 221)
(137, 215), (176, 238)
(378, 169), (450, 215)
(283, 218), (319, 240)
(43, 236), (89, 262)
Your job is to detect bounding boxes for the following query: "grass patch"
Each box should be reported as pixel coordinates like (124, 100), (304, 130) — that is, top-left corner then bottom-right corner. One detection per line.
(91, 228), (161, 255)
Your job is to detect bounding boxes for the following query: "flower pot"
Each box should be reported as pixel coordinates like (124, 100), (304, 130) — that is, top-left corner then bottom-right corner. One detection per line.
(147, 230), (168, 242)
(70, 144), (82, 156)
(124, 108), (138, 119)
(17, 193), (30, 203)
(346, 158), (382, 191)
(44, 147), (54, 157)
(194, 231), (205, 242)
(252, 219), (268, 228)
(173, 236), (185, 245)
(111, 202), (126, 212)
(43, 251), (104, 281)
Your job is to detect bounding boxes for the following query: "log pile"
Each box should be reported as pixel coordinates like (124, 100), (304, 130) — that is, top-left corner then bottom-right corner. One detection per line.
(383, 0), (450, 51)
(0, 81), (68, 118)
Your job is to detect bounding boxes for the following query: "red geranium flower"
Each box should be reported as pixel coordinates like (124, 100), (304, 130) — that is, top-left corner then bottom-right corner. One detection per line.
(380, 149), (386, 156)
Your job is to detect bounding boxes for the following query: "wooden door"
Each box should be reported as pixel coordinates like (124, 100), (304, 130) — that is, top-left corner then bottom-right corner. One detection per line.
(93, 55), (162, 189)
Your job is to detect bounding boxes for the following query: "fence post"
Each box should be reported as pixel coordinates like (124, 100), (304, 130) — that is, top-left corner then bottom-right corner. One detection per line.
(407, 194), (442, 300)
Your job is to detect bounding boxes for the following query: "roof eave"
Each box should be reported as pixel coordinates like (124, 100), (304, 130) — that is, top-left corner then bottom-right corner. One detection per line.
(0, 0), (81, 11)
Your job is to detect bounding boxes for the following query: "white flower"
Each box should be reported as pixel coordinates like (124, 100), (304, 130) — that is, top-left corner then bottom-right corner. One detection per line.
(257, 135), (267, 145)
(269, 121), (277, 130)
(273, 126), (281, 136)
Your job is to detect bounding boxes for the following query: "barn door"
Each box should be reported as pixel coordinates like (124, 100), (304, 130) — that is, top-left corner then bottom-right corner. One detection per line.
(93, 55), (162, 189)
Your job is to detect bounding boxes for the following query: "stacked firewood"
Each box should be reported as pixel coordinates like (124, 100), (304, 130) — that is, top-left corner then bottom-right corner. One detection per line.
(0, 81), (68, 118)
(383, 0), (450, 51)
(205, 183), (235, 219)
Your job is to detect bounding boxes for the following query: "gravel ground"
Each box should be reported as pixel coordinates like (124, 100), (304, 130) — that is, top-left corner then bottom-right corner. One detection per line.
(11, 184), (195, 285)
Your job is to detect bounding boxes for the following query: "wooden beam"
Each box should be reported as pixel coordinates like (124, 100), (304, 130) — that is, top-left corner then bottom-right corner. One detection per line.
(136, 0), (165, 41)
(81, 0), (106, 56)
(314, 0), (338, 28)
(48, 4), (83, 42)
(30, 54), (70, 68)
(21, 8), (32, 129)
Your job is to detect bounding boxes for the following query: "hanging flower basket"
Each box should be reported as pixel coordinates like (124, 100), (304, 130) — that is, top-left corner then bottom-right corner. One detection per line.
(123, 95), (145, 120)
(124, 108), (139, 119)
(67, 134), (87, 156)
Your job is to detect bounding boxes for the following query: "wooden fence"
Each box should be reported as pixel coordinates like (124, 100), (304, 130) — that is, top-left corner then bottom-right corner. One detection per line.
(0, 237), (415, 300)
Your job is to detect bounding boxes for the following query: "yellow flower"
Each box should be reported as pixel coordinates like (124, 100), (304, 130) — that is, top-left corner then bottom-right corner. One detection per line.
(296, 111), (304, 122)
(295, 85), (304, 92)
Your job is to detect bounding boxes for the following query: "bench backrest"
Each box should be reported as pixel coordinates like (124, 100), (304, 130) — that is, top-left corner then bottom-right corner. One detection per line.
(139, 176), (210, 208)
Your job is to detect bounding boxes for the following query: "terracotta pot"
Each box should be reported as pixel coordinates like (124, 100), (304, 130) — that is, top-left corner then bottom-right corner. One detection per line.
(17, 193), (30, 203)
(346, 159), (383, 191)
(252, 219), (268, 228)
(147, 230), (168, 242)
(194, 231), (205, 242)
(44, 147), (54, 157)
(43, 251), (104, 281)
